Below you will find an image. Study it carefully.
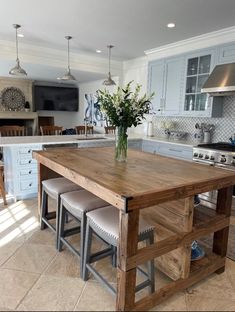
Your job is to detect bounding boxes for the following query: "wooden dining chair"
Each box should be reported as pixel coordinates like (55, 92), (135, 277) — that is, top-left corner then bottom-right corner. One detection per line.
(0, 126), (25, 137)
(104, 126), (116, 134)
(40, 126), (63, 135)
(75, 126), (94, 135)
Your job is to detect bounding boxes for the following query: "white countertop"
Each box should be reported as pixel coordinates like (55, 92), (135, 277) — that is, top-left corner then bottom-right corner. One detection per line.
(0, 134), (195, 147)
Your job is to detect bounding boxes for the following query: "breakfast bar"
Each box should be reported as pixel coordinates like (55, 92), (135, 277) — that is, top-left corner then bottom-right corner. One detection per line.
(33, 147), (235, 311)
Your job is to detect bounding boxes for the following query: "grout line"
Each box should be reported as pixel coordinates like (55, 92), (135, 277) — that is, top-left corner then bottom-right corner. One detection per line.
(72, 281), (88, 311)
(0, 241), (24, 268)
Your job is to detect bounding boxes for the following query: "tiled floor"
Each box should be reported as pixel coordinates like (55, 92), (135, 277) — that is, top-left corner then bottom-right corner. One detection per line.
(0, 197), (235, 311)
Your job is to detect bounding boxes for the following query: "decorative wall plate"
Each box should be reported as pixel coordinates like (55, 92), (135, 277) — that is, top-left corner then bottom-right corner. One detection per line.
(1, 87), (25, 111)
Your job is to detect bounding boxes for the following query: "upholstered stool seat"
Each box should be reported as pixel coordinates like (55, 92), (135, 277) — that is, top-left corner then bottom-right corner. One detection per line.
(40, 177), (81, 248)
(58, 190), (109, 276)
(83, 205), (155, 295)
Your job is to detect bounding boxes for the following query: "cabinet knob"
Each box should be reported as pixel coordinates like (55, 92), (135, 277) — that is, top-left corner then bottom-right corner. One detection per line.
(29, 183), (32, 187)
(29, 170), (32, 174)
(28, 160), (32, 164)
(28, 150), (31, 153)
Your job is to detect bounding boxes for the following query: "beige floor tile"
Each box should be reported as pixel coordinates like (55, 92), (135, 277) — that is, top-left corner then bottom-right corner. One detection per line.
(150, 292), (187, 311)
(186, 271), (235, 299)
(74, 281), (115, 311)
(17, 275), (85, 311)
(186, 294), (235, 311)
(91, 257), (117, 284)
(0, 241), (23, 266)
(0, 268), (39, 310)
(45, 248), (81, 278)
(26, 228), (56, 246)
(2, 243), (57, 274)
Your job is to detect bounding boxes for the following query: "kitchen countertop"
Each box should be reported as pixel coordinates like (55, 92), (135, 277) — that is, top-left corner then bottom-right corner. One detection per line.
(0, 134), (195, 147)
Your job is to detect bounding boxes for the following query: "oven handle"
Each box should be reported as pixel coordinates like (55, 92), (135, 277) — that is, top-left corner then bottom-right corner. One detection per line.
(193, 159), (215, 166)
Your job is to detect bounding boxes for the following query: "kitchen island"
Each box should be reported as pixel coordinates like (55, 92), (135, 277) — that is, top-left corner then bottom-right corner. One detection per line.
(33, 147), (235, 311)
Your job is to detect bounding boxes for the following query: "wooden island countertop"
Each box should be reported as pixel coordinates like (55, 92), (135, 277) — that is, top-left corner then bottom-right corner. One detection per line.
(33, 147), (235, 311)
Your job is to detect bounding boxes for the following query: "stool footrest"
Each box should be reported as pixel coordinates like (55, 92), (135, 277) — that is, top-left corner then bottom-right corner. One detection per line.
(45, 211), (56, 220)
(60, 237), (81, 257)
(41, 217), (56, 232)
(90, 247), (114, 263)
(64, 226), (81, 237)
(135, 280), (152, 293)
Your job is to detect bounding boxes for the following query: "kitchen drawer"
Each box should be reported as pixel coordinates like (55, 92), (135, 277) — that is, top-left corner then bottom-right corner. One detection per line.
(19, 168), (38, 178)
(18, 145), (42, 156)
(158, 145), (192, 160)
(18, 158), (37, 166)
(20, 179), (38, 191)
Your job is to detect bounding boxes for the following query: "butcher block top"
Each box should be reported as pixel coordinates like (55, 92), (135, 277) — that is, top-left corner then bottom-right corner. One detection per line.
(33, 147), (235, 211)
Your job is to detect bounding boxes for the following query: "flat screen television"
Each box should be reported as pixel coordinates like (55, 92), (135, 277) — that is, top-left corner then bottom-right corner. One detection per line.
(34, 85), (79, 111)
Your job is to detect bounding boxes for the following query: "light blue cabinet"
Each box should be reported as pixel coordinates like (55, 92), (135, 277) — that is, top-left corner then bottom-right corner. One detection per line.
(218, 42), (235, 64)
(148, 56), (185, 116)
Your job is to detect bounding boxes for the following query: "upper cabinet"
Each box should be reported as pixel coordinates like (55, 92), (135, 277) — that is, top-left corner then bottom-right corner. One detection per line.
(148, 56), (185, 116)
(218, 42), (235, 64)
(148, 46), (225, 117)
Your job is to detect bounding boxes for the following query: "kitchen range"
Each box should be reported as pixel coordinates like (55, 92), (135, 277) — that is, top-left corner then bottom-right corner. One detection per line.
(193, 142), (235, 204)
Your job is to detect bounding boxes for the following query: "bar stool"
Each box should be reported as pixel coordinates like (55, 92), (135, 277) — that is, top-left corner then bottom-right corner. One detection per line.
(83, 206), (155, 295)
(40, 177), (81, 248)
(0, 162), (7, 205)
(58, 190), (109, 276)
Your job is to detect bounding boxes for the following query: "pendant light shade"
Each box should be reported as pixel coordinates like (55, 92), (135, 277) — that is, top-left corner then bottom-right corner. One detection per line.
(9, 24), (27, 76)
(58, 36), (76, 81)
(103, 45), (116, 86)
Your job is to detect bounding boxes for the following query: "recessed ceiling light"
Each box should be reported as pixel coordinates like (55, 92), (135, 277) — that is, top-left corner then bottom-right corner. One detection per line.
(17, 33), (24, 37)
(167, 23), (175, 28)
(96, 49), (102, 53)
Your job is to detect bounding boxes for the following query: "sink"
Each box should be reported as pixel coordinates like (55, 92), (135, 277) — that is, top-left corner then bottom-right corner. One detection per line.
(76, 137), (107, 141)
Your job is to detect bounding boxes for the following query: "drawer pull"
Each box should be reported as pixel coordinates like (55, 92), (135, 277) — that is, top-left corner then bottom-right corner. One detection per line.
(29, 170), (32, 174)
(28, 160), (32, 164)
(169, 148), (182, 153)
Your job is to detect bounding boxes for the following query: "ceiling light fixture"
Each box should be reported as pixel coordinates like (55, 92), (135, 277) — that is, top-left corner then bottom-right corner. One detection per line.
(58, 36), (76, 81)
(103, 45), (116, 86)
(17, 33), (24, 38)
(167, 23), (176, 28)
(96, 49), (102, 53)
(9, 24), (27, 76)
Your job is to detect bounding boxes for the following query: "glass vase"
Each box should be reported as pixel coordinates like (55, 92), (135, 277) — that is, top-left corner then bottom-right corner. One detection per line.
(115, 126), (128, 162)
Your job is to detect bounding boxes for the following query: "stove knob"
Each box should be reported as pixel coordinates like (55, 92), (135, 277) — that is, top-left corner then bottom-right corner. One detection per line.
(193, 152), (198, 158)
(210, 155), (215, 161)
(199, 154), (203, 158)
(205, 155), (209, 160)
(231, 160), (235, 165)
(220, 157), (226, 163)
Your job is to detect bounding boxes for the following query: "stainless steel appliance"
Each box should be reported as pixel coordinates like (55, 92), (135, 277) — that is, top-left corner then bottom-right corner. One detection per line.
(193, 142), (235, 205)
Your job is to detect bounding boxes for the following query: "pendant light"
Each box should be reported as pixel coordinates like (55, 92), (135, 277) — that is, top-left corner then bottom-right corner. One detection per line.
(103, 45), (116, 86)
(9, 24), (27, 76)
(58, 36), (76, 81)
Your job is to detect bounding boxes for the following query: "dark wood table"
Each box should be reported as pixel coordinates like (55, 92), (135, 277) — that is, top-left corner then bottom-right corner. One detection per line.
(34, 147), (235, 311)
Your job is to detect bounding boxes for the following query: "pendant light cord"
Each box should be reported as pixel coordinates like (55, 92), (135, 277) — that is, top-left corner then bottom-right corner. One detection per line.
(108, 46), (111, 73)
(67, 38), (70, 72)
(15, 26), (19, 61)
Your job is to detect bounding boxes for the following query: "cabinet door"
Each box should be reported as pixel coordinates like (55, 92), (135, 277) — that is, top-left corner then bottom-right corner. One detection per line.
(218, 42), (235, 64)
(148, 61), (165, 113)
(162, 57), (185, 115)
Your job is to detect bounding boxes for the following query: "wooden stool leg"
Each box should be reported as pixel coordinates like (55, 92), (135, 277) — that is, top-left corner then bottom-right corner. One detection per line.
(0, 169), (7, 205)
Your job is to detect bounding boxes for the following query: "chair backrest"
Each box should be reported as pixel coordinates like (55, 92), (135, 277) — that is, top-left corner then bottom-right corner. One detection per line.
(0, 126), (25, 137)
(104, 126), (116, 134)
(75, 126), (94, 135)
(40, 126), (63, 135)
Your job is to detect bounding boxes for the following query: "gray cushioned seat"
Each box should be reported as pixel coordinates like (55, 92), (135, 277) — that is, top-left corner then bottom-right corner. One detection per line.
(42, 177), (81, 198)
(60, 190), (109, 218)
(87, 205), (154, 243)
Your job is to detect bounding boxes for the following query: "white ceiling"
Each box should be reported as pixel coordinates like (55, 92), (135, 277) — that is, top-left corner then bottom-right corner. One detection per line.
(1, 0), (235, 60)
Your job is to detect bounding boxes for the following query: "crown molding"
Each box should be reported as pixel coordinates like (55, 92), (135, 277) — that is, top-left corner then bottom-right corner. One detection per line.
(145, 26), (235, 61)
(0, 39), (123, 75)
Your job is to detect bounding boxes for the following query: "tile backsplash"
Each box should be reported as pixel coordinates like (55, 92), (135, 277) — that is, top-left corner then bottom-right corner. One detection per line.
(152, 96), (235, 144)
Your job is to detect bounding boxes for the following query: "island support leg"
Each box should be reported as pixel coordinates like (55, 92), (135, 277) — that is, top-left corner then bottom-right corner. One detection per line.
(213, 186), (233, 274)
(116, 209), (139, 311)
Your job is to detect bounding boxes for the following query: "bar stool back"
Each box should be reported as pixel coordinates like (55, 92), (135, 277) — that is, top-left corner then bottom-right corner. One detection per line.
(83, 205), (155, 296)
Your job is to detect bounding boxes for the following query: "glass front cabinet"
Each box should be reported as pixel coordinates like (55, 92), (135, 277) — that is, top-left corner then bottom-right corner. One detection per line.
(182, 50), (222, 117)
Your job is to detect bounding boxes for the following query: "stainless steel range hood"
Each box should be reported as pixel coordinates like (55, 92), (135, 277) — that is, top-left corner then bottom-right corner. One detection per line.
(201, 63), (235, 96)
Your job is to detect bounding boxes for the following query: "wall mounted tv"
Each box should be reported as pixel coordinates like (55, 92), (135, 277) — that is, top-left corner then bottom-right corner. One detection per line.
(34, 85), (79, 111)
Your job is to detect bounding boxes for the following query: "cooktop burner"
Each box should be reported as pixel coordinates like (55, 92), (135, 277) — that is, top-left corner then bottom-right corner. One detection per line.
(197, 142), (235, 152)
